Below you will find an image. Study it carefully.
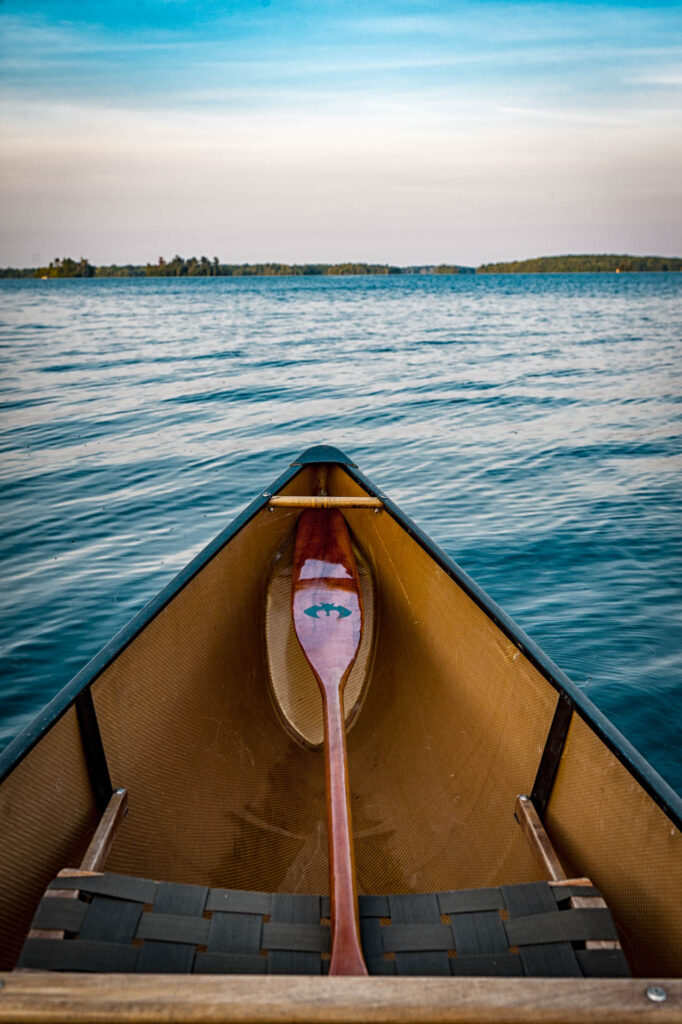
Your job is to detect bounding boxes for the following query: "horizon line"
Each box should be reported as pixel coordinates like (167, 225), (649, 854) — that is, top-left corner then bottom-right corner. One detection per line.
(1, 252), (681, 276)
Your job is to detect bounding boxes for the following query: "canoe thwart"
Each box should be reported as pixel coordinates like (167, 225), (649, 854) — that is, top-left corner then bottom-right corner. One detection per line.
(269, 496), (383, 509)
(16, 872), (631, 977)
(2, 976), (679, 1024)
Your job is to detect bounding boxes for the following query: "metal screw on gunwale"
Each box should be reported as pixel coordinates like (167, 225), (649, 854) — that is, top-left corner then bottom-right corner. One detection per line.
(646, 986), (668, 1003)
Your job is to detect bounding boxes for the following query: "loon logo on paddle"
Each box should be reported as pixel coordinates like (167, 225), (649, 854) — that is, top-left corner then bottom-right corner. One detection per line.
(304, 602), (352, 620)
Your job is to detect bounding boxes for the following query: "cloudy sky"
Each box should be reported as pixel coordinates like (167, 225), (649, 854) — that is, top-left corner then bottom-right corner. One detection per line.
(1, 0), (680, 266)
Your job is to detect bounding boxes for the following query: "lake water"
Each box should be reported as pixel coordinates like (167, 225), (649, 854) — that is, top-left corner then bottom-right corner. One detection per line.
(1, 272), (680, 794)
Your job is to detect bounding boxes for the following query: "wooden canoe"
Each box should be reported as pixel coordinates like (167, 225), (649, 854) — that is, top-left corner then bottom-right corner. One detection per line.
(0, 444), (680, 1022)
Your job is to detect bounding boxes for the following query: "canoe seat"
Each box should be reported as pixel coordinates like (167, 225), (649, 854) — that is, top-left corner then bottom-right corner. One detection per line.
(18, 871), (630, 977)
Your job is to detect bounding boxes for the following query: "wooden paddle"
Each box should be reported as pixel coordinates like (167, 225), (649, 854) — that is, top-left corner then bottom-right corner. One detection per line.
(292, 508), (369, 976)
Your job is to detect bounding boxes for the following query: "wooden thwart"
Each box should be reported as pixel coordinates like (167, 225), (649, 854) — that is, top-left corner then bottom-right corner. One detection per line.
(269, 496), (383, 509)
(1, 973), (680, 1023)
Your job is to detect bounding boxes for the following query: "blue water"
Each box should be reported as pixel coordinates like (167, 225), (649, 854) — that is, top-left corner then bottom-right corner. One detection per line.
(1, 273), (680, 794)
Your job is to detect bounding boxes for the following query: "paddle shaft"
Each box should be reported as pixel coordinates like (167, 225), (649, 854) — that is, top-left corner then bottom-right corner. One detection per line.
(322, 677), (367, 975)
(292, 509), (368, 976)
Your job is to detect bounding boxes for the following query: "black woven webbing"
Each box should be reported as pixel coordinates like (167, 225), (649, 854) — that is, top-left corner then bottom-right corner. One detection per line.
(138, 881), (208, 973)
(18, 874), (630, 977)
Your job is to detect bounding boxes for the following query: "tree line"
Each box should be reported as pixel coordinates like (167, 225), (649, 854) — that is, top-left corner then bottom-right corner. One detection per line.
(1, 253), (679, 278)
(477, 254), (682, 273)
(0, 256), (407, 279)
(0, 256), (474, 278)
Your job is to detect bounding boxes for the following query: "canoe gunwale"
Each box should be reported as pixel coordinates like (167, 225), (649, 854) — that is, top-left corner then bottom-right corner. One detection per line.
(1, 443), (680, 838)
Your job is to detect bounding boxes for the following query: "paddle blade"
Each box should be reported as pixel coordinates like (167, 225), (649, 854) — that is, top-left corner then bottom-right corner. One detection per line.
(265, 533), (375, 749)
(292, 509), (363, 694)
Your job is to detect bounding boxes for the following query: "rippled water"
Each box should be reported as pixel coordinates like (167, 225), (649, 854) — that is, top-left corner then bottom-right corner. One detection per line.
(1, 273), (680, 793)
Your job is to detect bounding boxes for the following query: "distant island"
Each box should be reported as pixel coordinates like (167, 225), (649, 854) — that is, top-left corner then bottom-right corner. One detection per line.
(477, 254), (681, 274)
(0, 254), (680, 278)
(0, 257), (474, 279)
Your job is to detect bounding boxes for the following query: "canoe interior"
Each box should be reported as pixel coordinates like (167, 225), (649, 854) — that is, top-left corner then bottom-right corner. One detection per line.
(0, 460), (680, 976)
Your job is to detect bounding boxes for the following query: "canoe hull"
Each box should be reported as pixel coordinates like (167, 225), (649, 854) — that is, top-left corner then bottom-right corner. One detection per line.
(0, 445), (680, 981)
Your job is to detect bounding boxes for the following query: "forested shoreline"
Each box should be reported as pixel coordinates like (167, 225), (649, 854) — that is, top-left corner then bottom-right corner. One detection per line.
(0, 258), (410, 279)
(478, 254), (681, 273)
(0, 253), (680, 278)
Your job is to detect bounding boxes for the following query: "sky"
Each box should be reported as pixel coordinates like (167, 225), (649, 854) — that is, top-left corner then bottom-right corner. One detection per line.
(1, 0), (681, 266)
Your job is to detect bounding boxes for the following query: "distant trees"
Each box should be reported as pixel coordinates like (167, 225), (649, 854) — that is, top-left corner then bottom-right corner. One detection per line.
(0, 266), (35, 278)
(8, 257), (404, 279)
(477, 254), (682, 273)
(35, 257), (95, 278)
(1, 253), (679, 279)
(145, 254), (223, 276)
(143, 258), (402, 277)
(94, 264), (145, 277)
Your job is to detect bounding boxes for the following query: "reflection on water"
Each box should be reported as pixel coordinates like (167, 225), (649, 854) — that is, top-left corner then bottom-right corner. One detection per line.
(0, 272), (681, 793)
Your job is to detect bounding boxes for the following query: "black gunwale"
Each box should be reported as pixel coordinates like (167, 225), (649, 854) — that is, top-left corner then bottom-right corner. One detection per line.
(1, 443), (681, 833)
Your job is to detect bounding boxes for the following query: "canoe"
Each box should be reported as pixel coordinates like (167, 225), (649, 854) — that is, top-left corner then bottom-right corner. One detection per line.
(0, 443), (680, 1022)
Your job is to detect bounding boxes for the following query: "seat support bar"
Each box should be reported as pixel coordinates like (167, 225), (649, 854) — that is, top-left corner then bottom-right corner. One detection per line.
(79, 787), (128, 873)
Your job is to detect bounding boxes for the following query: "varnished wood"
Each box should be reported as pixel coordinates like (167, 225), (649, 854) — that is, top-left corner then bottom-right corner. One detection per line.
(24, 791), (126, 946)
(24, 882), (79, 943)
(516, 795), (567, 882)
(270, 496), (383, 509)
(551, 879), (621, 951)
(265, 536), (375, 749)
(24, 873), (103, 946)
(1, 973), (680, 1023)
(292, 509), (368, 976)
(521, 807), (624, 954)
(79, 788), (128, 872)
(23, 783), (126, 944)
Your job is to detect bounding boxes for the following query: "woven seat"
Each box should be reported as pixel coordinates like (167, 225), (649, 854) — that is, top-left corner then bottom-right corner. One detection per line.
(18, 871), (630, 977)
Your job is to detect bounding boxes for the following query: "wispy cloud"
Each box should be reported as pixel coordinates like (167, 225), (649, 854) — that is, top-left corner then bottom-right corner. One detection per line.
(497, 106), (638, 127)
(631, 71), (682, 86)
(1, 0), (680, 264)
